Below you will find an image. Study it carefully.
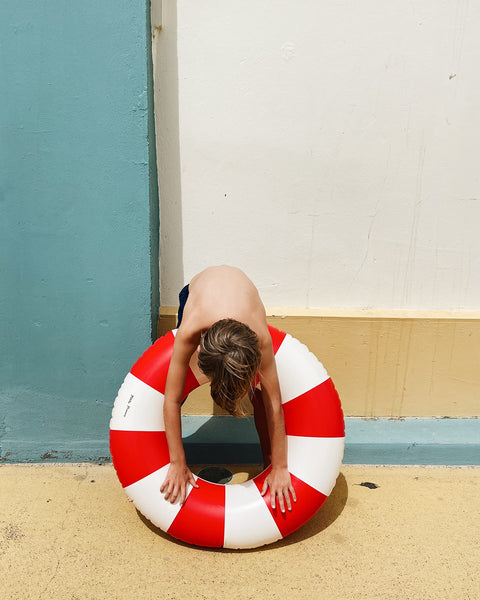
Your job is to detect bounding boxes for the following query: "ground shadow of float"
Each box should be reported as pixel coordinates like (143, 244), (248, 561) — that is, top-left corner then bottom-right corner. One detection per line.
(271, 472), (348, 549)
(136, 471), (348, 553)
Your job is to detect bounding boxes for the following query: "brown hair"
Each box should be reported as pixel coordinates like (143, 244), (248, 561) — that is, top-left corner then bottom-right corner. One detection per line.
(198, 319), (261, 417)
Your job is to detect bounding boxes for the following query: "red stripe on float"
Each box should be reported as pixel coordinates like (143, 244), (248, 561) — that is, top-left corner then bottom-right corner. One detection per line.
(267, 325), (287, 355)
(130, 331), (199, 396)
(130, 332), (175, 394)
(109, 430), (170, 488)
(283, 378), (345, 438)
(167, 480), (226, 548)
(252, 326), (287, 388)
(254, 468), (327, 539)
(183, 366), (200, 397)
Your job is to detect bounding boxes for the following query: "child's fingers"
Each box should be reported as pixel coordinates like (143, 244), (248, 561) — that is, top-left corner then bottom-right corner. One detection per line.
(161, 478), (170, 497)
(179, 486), (186, 506)
(290, 485), (297, 504)
(271, 488), (296, 512)
(270, 489), (276, 510)
(261, 478), (269, 497)
(169, 484), (179, 504)
(163, 480), (180, 504)
(283, 485), (297, 511)
(161, 470), (198, 505)
(277, 491), (286, 513)
(179, 478), (199, 506)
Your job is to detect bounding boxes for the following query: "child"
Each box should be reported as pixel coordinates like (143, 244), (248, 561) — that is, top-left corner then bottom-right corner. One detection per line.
(160, 265), (296, 513)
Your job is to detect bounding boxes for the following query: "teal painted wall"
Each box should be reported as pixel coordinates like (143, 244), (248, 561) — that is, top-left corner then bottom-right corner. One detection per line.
(0, 1), (157, 461)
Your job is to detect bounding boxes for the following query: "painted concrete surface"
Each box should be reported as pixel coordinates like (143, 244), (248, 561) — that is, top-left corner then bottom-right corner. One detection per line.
(159, 311), (480, 419)
(4, 416), (478, 465)
(1, 464), (478, 599)
(181, 416), (480, 466)
(154, 1), (480, 311)
(1, 1), (155, 462)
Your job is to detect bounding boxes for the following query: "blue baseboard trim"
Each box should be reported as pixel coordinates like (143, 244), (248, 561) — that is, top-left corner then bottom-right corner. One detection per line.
(181, 416), (480, 466)
(1, 417), (478, 465)
(343, 417), (480, 465)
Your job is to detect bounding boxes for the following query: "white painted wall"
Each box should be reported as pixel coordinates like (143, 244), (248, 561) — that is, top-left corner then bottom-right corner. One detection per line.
(153, 0), (480, 310)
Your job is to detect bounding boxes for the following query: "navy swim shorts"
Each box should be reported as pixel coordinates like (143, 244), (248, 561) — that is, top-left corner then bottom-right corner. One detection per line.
(176, 284), (189, 328)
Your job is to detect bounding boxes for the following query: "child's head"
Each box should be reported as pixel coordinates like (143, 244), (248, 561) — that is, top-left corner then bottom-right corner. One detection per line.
(198, 318), (261, 417)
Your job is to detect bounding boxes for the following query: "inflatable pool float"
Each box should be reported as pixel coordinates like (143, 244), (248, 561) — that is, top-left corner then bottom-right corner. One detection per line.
(110, 325), (344, 548)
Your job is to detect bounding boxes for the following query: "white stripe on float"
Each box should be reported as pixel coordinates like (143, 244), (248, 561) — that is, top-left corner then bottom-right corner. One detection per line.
(124, 464), (197, 532)
(287, 436), (345, 496)
(274, 334), (330, 404)
(110, 373), (165, 432)
(224, 479), (282, 549)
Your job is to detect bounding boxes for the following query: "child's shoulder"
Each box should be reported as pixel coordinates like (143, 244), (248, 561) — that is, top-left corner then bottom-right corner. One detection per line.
(176, 300), (209, 340)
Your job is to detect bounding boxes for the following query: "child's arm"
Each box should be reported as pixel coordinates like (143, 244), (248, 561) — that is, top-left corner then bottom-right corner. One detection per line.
(258, 337), (297, 513)
(160, 331), (199, 504)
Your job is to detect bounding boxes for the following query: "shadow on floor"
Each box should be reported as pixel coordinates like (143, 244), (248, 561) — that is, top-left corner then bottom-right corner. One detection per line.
(136, 471), (348, 552)
(269, 472), (348, 550)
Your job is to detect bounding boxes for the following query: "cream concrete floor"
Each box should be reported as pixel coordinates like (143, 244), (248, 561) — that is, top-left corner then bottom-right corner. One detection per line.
(1, 464), (479, 600)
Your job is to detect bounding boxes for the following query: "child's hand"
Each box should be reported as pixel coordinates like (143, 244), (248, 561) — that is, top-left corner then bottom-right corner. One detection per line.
(261, 467), (297, 513)
(160, 462), (199, 505)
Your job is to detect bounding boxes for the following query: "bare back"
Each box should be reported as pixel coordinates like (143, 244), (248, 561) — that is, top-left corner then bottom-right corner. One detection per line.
(179, 265), (269, 345)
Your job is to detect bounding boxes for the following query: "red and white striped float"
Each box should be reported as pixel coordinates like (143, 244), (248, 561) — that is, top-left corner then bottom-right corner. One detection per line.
(110, 325), (344, 548)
